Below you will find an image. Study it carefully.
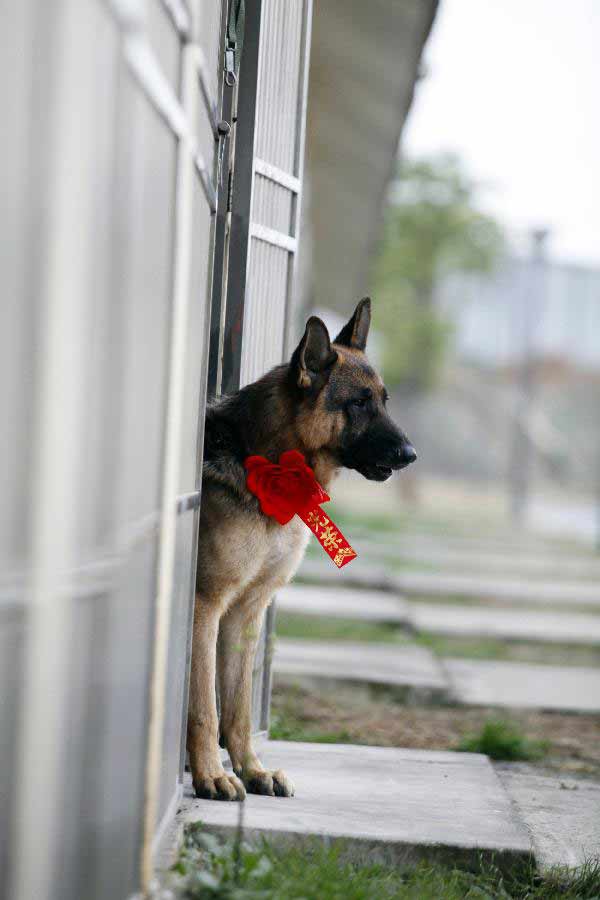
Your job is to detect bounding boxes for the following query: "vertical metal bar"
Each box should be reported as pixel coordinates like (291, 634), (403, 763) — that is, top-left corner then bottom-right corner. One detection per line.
(140, 41), (198, 892)
(259, 600), (276, 731)
(207, 51), (236, 399)
(207, 111), (230, 396)
(220, 0), (264, 395)
(283, 0), (312, 357)
(212, 86), (237, 395)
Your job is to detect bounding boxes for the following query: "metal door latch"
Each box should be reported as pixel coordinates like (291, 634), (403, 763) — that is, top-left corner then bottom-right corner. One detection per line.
(217, 120), (231, 186)
(225, 48), (236, 85)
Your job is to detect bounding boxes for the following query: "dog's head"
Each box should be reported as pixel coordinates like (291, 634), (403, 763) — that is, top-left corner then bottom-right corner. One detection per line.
(289, 298), (417, 481)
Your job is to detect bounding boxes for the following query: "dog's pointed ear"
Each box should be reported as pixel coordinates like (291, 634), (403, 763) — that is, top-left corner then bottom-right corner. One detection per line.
(334, 297), (371, 351)
(291, 316), (337, 390)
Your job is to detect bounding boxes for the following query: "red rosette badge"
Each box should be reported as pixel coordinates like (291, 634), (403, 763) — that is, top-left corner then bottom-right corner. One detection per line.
(244, 450), (357, 568)
(244, 450), (329, 525)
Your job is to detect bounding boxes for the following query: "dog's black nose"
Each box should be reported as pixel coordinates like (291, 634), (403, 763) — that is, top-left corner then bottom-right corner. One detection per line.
(402, 444), (417, 466)
(391, 443), (417, 469)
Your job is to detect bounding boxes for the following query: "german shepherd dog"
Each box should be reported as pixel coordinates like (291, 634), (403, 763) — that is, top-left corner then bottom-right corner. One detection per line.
(188, 298), (417, 800)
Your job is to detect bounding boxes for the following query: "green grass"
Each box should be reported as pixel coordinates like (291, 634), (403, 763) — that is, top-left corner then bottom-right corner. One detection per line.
(322, 503), (407, 535)
(276, 614), (600, 667)
(456, 718), (549, 762)
(275, 612), (409, 644)
(417, 632), (600, 667)
(406, 592), (600, 617)
(175, 824), (600, 899)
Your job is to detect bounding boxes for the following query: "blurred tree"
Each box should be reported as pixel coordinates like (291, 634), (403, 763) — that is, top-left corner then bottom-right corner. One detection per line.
(372, 154), (505, 389)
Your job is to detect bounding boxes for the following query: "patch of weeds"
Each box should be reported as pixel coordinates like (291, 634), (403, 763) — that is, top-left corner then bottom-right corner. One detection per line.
(268, 710), (352, 744)
(275, 612), (409, 644)
(174, 824), (600, 899)
(536, 857), (600, 898)
(457, 718), (549, 761)
(173, 821), (272, 899)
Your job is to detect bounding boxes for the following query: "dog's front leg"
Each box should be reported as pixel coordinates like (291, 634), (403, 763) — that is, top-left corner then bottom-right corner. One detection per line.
(187, 594), (245, 801)
(218, 593), (294, 797)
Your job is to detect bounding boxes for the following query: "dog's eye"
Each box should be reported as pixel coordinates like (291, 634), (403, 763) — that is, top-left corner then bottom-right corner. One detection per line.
(350, 397), (367, 409)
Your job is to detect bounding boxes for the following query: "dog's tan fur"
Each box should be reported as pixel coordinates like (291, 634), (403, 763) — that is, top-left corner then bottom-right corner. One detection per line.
(187, 300), (412, 800)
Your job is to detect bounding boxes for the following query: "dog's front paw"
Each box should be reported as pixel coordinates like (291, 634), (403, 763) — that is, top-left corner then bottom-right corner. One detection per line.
(244, 767), (295, 797)
(193, 771), (246, 801)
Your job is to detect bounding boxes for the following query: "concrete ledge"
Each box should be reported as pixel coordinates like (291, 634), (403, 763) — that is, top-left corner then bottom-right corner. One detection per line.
(412, 603), (600, 645)
(392, 543), (600, 581)
(274, 638), (449, 702)
(298, 557), (600, 609)
(395, 571), (600, 609)
(176, 741), (532, 869)
(446, 658), (600, 713)
(297, 557), (394, 592)
(278, 583), (410, 624)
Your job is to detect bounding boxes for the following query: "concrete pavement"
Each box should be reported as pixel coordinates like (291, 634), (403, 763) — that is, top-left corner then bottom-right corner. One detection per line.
(177, 741), (532, 868)
(498, 767), (600, 869)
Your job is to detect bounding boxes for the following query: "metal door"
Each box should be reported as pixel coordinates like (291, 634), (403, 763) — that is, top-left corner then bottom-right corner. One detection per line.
(1, 1), (225, 898)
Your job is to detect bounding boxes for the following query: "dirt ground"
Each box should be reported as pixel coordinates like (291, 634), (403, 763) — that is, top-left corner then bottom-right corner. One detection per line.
(271, 680), (600, 778)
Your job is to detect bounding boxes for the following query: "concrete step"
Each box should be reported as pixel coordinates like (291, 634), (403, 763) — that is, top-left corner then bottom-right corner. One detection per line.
(497, 766), (600, 870)
(370, 530), (593, 559)
(274, 636), (600, 713)
(390, 543), (600, 581)
(412, 602), (600, 645)
(298, 557), (600, 609)
(282, 581), (600, 646)
(177, 741), (532, 868)
(278, 583), (409, 624)
(274, 638), (448, 701)
(394, 571), (600, 609)
(299, 556), (393, 592)
(446, 658), (600, 714)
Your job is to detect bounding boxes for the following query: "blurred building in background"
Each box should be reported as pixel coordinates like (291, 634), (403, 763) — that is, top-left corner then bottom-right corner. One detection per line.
(430, 249), (600, 493)
(439, 259), (600, 372)
(385, 237), (600, 545)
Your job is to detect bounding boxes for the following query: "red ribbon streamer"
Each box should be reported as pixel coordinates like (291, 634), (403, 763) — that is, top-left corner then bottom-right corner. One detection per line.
(243, 451), (357, 568)
(298, 506), (357, 568)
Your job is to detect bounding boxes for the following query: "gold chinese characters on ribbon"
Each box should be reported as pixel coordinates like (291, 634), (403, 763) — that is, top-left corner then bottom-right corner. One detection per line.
(298, 507), (357, 568)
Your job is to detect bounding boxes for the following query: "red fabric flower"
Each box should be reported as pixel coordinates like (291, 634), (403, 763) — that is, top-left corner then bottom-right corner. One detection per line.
(244, 450), (330, 525)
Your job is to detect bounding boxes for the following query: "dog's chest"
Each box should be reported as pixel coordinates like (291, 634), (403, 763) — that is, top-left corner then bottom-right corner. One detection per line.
(239, 514), (311, 593)
(267, 516), (310, 567)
